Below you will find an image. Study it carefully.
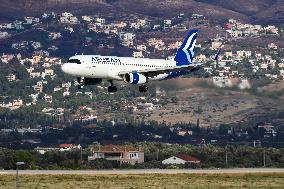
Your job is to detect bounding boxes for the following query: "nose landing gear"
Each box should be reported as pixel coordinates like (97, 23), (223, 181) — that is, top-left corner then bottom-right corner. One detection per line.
(77, 77), (84, 89)
(108, 80), (117, 93)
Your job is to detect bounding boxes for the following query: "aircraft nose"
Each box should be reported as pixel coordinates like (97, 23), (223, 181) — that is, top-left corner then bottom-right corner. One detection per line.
(61, 63), (71, 74)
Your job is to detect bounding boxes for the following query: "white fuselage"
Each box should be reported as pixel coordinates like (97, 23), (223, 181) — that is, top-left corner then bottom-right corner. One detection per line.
(61, 30), (199, 91)
(61, 55), (185, 82)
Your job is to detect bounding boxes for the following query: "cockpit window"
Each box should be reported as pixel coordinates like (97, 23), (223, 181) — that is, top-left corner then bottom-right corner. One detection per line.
(68, 59), (81, 64)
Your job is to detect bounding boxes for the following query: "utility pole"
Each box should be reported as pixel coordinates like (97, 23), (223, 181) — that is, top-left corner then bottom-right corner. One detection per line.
(16, 167), (19, 189)
(156, 143), (161, 161)
(16, 162), (25, 189)
(156, 148), (159, 161)
(225, 145), (228, 165)
(263, 150), (266, 167)
(225, 150), (228, 165)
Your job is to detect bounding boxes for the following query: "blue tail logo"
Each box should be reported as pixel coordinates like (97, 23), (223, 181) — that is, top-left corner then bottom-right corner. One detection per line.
(175, 30), (198, 66)
(214, 48), (221, 61)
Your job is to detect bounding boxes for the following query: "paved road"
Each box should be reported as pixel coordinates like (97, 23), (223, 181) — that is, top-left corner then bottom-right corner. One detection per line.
(1, 168), (284, 175)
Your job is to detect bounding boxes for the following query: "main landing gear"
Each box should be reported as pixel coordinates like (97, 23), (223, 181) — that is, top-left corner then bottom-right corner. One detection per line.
(108, 80), (117, 93)
(77, 77), (84, 89)
(139, 85), (148, 92)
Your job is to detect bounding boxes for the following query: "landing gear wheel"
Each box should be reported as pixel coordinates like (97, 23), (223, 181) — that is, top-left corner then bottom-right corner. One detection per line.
(78, 85), (83, 89)
(139, 85), (148, 92)
(77, 77), (84, 89)
(108, 86), (117, 93)
(108, 80), (117, 93)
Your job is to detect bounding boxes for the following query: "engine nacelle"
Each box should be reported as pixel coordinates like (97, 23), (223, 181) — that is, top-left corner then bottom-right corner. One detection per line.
(124, 73), (147, 84)
(84, 78), (102, 85)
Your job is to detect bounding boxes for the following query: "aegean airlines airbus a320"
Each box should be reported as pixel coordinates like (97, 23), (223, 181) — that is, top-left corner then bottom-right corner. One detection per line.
(61, 29), (201, 93)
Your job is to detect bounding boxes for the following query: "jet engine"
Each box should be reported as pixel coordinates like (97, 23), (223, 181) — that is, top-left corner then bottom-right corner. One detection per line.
(124, 73), (147, 84)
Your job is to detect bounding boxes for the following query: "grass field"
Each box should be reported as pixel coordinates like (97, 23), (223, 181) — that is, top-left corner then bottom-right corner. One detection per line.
(0, 173), (284, 189)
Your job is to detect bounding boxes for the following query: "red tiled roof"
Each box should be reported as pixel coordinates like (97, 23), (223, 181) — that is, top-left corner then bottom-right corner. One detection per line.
(176, 154), (200, 162)
(59, 144), (73, 148)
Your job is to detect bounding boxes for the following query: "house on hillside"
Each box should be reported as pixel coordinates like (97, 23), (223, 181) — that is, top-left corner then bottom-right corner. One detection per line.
(88, 145), (144, 165)
(6, 74), (16, 82)
(162, 154), (200, 165)
(59, 144), (81, 152)
(258, 124), (277, 137)
(35, 147), (59, 155)
(177, 129), (193, 136)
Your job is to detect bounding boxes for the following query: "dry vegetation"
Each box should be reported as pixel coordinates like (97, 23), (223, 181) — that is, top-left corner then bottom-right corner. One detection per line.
(0, 173), (283, 189)
(134, 78), (283, 126)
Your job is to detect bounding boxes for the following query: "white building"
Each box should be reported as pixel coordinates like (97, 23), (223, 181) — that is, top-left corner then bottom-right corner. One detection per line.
(1, 54), (14, 63)
(136, 44), (147, 52)
(43, 69), (54, 78)
(130, 19), (147, 29)
(82, 16), (93, 22)
(237, 50), (252, 58)
(6, 74), (16, 82)
(119, 32), (135, 47)
(24, 17), (39, 24)
(163, 19), (172, 30)
(162, 154), (200, 165)
(264, 25), (279, 34)
(49, 32), (61, 40)
(0, 31), (9, 39)
(31, 41), (41, 49)
(35, 147), (59, 155)
(95, 17), (105, 26)
(0, 99), (24, 110)
(132, 51), (143, 58)
(60, 12), (78, 24)
(211, 41), (222, 50)
(59, 144), (81, 152)
(44, 94), (53, 103)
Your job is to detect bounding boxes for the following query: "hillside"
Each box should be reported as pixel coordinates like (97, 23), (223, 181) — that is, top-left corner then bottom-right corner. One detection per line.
(195, 0), (275, 15)
(0, 0), (111, 21)
(0, 0), (284, 25)
(255, 1), (284, 25)
(108, 0), (248, 21)
(195, 0), (284, 25)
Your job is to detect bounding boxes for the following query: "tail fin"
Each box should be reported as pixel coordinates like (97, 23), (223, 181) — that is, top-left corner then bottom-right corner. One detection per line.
(175, 29), (198, 66)
(214, 48), (221, 61)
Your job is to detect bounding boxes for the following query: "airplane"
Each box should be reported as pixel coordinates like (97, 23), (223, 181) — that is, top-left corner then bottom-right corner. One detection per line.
(61, 29), (201, 93)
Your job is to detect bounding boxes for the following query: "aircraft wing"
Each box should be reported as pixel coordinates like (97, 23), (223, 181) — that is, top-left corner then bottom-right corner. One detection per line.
(118, 63), (203, 77)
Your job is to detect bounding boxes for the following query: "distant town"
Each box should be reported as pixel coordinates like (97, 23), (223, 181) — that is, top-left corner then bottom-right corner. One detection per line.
(0, 11), (283, 109)
(0, 10), (284, 169)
